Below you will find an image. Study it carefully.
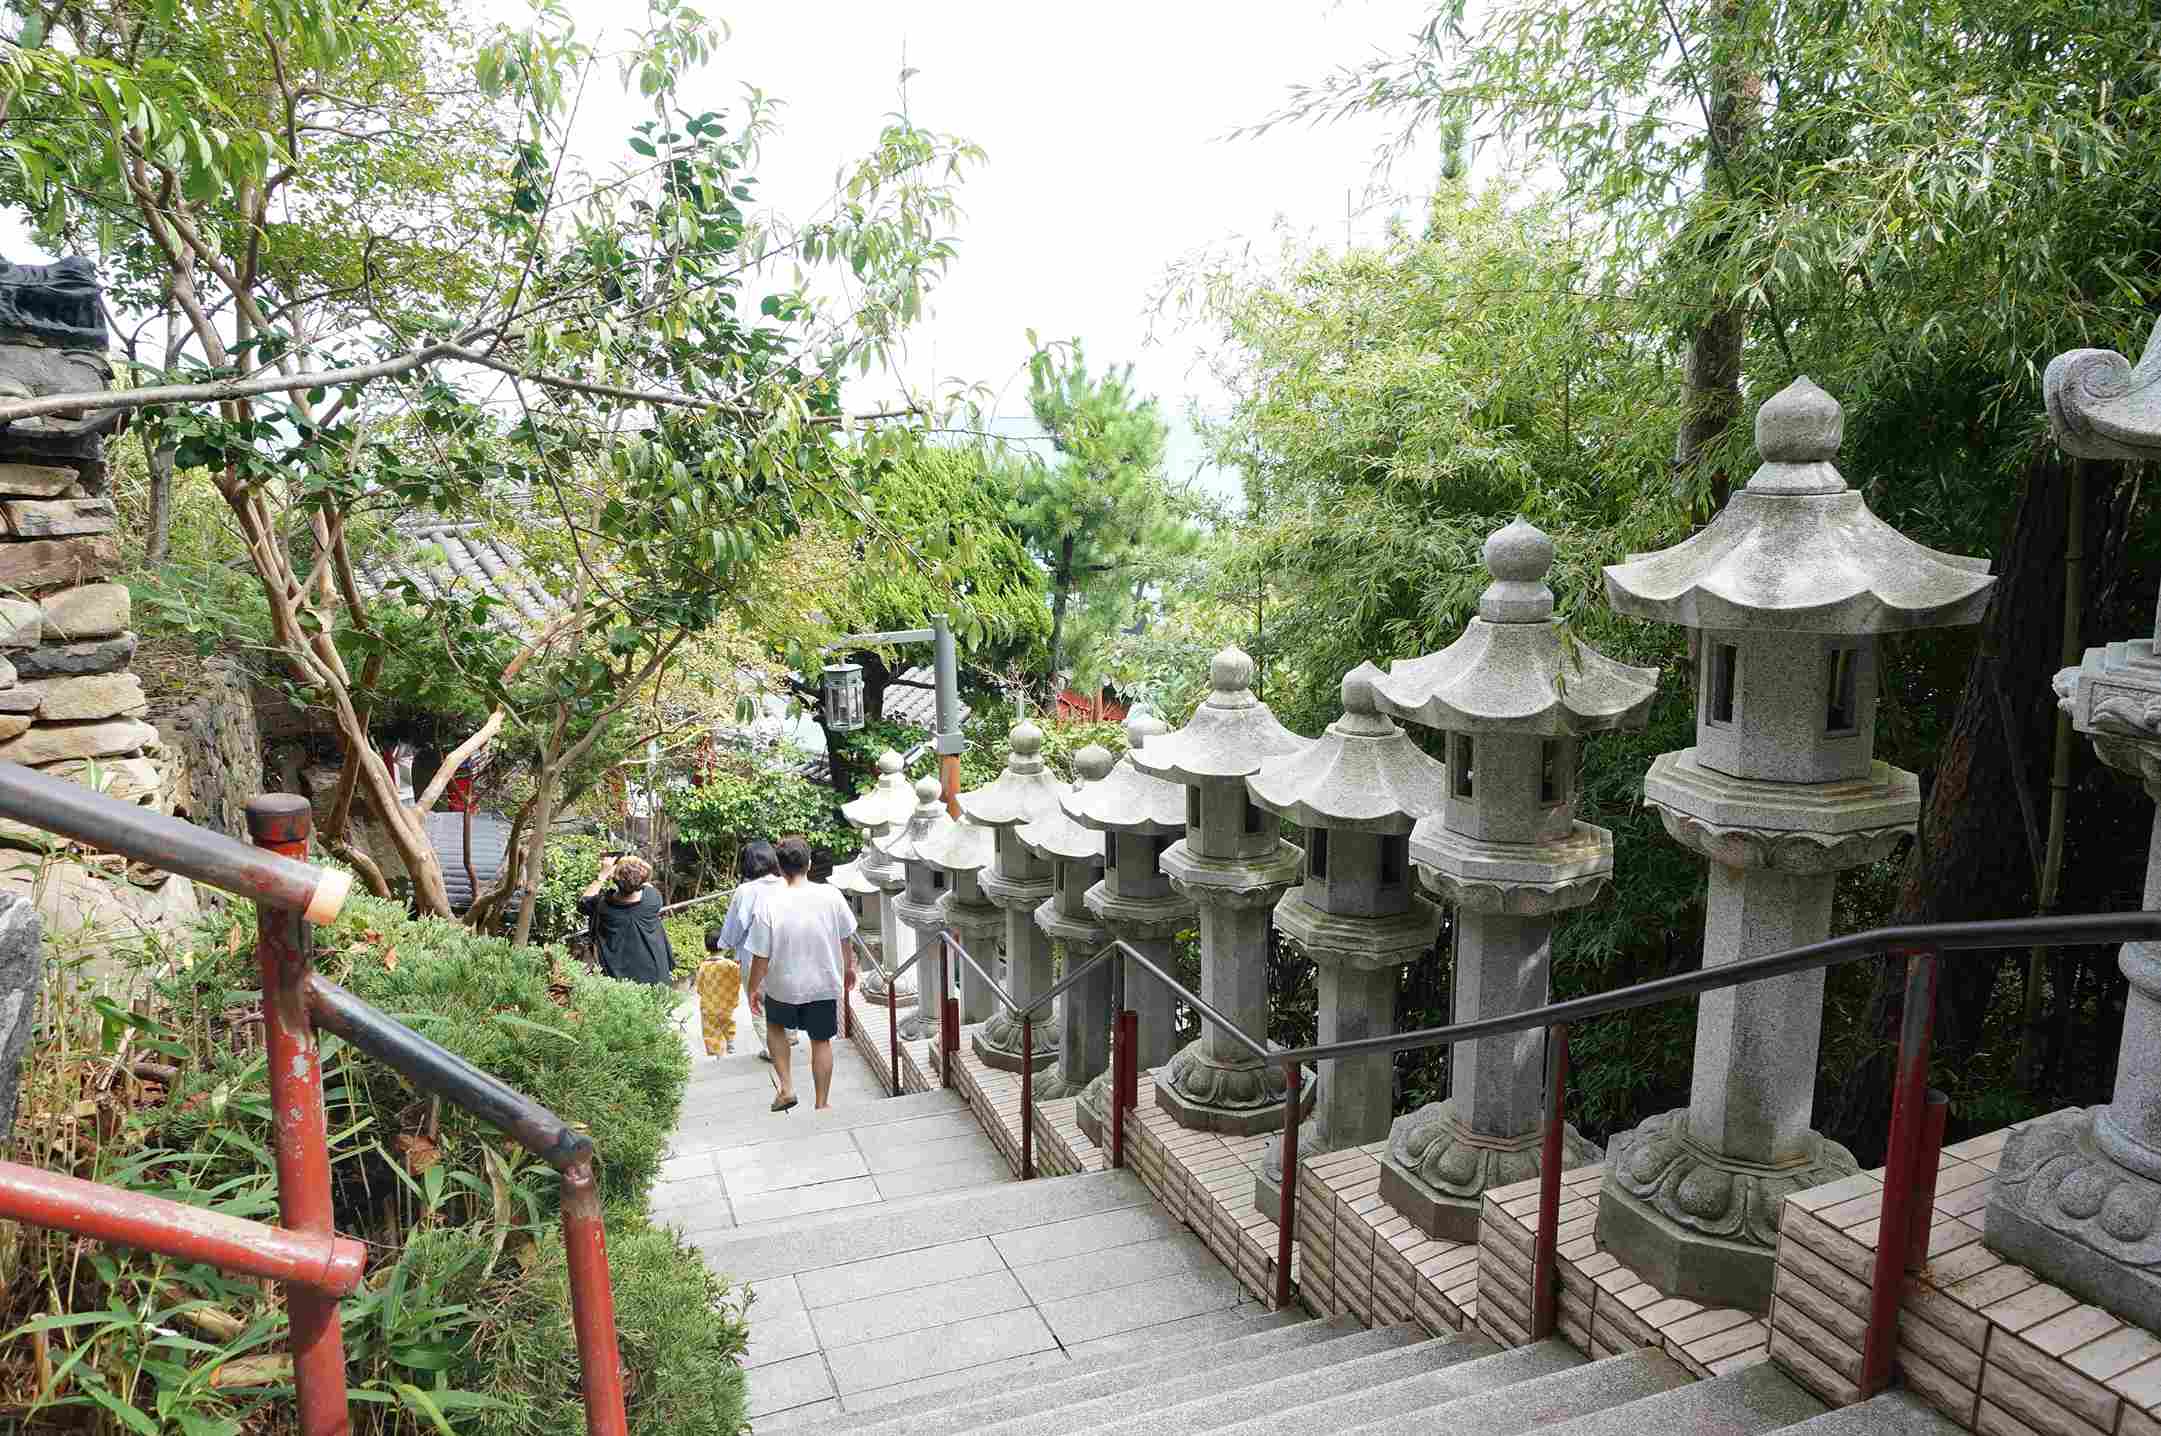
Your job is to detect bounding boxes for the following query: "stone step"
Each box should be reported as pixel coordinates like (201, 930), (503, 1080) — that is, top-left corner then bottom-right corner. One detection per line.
(1538, 1361), (1826, 1436)
(1780, 1392), (1967, 1435)
(846, 1316), (1368, 1436)
(1210, 1335), (1586, 1436)
(668, 1084), (968, 1154)
(696, 1167), (1154, 1284)
(1070, 1329), (1503, 1436)
(842, 1306), (1306, 1423)
(968, 1322), (1427, 1436)
(1343, 1347), (1694, 1436)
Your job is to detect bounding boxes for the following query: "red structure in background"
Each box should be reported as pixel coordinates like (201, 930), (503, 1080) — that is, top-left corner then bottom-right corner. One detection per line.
(1053, 686), (1128, 723)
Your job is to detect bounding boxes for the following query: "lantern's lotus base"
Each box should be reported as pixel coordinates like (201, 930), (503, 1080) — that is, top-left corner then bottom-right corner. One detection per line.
(1154, 1038), (1314, 1137)
(971, 1008), (1058, 1073)
(1374, 1099), (1601, 1243)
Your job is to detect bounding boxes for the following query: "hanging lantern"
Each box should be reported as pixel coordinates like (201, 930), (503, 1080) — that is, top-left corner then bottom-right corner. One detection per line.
(822, 661), (866, 732)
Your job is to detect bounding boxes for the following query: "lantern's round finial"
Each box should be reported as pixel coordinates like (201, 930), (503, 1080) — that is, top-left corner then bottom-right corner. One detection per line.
(912, 775), (943, 804)
(1341, 663), (1382, 716)
(1209, 647), (1255, 694)
(876, 750), (904, 776)
(1125, 710), (1167, 748)
(1484, 517), (1554, 584)
(1074, 745), (1115, 782)
(1756, 375), (1843, 464)
(1010, 720), (1044, 757)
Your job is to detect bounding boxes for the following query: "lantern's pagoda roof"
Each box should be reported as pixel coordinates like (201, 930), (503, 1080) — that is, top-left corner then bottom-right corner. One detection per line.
(1021, 748), (1111, 862)
(2046, 316), (2161, 463)
(1251, 665), (1446, 835)
(1375, 519), (1659, 736)
(871, 776), (955, 865)
(1603, 378), (1994, 634)
(919, 812), (995, 876)
(1130, 648), (1307, 785)
(841, 750), (915, 833)
(1064, 713), (1186, 835)
(828, 859), (880, 896)
(957, 721), (1069, 830)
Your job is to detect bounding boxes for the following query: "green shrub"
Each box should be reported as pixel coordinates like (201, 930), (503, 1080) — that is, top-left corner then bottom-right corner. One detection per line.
(665, 765), (858, 885)
(531, 832), (613, 943)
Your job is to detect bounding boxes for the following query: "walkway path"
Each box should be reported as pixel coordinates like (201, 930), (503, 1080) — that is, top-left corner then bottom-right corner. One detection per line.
(649, 982), (1266, 1427)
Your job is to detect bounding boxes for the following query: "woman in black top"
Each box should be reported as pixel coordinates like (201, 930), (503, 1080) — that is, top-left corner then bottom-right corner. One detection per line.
(577, 855), (672, 985)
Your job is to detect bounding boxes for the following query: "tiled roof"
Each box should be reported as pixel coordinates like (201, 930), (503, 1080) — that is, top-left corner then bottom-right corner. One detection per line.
(882, 666), (969, 730)
(356, 520), (559, 633)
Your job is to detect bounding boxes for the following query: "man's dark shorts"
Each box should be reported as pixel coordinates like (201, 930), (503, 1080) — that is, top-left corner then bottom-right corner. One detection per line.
(764, 997), (838, 1042)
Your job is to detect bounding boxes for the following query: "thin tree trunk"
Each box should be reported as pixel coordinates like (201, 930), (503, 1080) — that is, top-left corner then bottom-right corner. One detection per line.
(1048, 535), (1075, 683)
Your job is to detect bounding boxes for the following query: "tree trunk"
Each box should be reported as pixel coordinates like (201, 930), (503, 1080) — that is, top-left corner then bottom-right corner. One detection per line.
(1826, 450), (2134, 1159)
(142, 432), (175, 566)
(1048, 535), (1076, 684)
(511, 704), (571, 950)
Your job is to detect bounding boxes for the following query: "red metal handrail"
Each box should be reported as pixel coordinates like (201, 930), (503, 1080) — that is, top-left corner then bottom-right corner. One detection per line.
(0, 764), (631, 1436)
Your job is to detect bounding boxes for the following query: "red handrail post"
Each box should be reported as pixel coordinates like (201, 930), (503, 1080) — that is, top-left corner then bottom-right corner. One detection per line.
(1117, 1009), (1137, 1113)
(1531, 1023), (1569, 1341)
(1861, 946), (1940, 1397)
(1907, 1089), (1951, 1272)
(1109, 1009), (1130, 1171)
(1275, 1058), (1299, 1310)
(887, 979), (901, 1098)
(1020, 1015), (1035, 1179)
(560, 1159), (630, 1436)
(246, 795), (351, 1436)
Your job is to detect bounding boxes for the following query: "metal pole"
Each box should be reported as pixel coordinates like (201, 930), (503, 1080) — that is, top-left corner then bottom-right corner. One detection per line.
(1275, 1058), (1299, 1310)
(1021, 1016), (1036, 1179)
(932, 613), (964, 816)
(1862, 948), (1940, 1397)
(560, 1160), (630, 1436)
(1110, 1010), (1130, 1171)
(1907, 1090), (1951, 1272)
(888, 981), (901, 1098)
(1532, 1023), (1570, 1340)
(247, 795), (351, 1436)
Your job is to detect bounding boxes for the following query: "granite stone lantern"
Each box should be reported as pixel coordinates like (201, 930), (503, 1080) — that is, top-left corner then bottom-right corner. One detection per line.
(1596, 377), (1994, 1310)
(1369, 518), (1658, 1242)
(827, 858), (891, 1002)
(1988, 322), (2161, 1331)
(918, 805), (1002, 1031)
(1064, 713), (1195, 1148)
(1019, 746), (1112, 1100)
(1247, 664), (1447, 1212)
(873, 776), (958, 1044)
(1131, 648), (1312, 1135)
(961, 722), (1070, 1075)
(844, 750), (918, 1006)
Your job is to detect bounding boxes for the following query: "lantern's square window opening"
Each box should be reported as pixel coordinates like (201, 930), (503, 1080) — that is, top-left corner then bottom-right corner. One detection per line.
(1309, 829), (1330, 879)
(1186, 788), (1201, 831)
(1825, 646), (1860, 734)
(1381, 834), (1406, 887)
(1709, 643), (1738, 726)
(1244, 798), (1265, 835)
(1540, 739), (1562, 805)
(1452, 734), (1474, 798)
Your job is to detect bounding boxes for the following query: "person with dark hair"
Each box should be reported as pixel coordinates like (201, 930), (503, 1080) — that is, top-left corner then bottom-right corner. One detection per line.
(576, 854), (671, 986)
(745, 836), (857, 1111)
(709, 839), (789, 1060)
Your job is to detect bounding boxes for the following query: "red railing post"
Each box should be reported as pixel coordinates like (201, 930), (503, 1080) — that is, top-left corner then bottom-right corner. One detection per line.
(1907, 1089), (1951, 1272)
(1109, 1009), (1131, 1171)
(887, 978), (901, 1098)
(1531, 1022), (1570, 1341)
(1861, 946), (1940, 1397)
(1020, 1015), (1035, 1179)
(1275, 1058), (1299, 1310)
(943, 994), (958, 1088)
(246, 795), (351, 1436)
(559, 1160), (630, 1436)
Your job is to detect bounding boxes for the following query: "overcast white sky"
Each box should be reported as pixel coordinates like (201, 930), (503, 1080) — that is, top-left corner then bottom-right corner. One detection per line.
(548, 0), (1442, 419)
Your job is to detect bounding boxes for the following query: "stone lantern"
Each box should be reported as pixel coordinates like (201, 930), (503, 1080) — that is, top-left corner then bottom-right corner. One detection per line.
(872, 777), (958, 1044)
(1064, 713), (1195, 1148)
(1018, 746), (1112, 1099)
(1988, 322), (2161, 1330)
(960, 722), (1069, 1075)
(827, 858), (887, 997)
(918, 806), (1002, 1034)
(1247, 664), (1447, 1211)
(1369, 518), (1658, 1241)
(1596, 377), (1994, 1310)
(1131, 648), (1312, 1135)
(844, 751), (918, 1006)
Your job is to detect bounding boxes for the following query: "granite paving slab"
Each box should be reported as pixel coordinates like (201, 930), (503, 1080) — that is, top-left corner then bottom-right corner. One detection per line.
(1036, 1266), (1249, 1345)
(829, 1306), (1062, 1396)
(809, 1268), (1031, 1349)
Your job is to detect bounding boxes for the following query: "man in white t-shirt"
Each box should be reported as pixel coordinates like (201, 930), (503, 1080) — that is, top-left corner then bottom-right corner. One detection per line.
(746, 836), (858, 1112)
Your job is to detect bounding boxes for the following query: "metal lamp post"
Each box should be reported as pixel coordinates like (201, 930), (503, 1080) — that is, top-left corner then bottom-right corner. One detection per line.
(825, 614), (966, 813)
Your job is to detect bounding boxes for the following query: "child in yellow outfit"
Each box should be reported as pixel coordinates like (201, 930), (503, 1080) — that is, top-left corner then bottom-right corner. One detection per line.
(695, 926), (742, 1055)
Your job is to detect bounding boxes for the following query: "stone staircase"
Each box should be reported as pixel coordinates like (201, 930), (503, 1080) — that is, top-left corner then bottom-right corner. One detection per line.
(831, 1311), (1967, 1436)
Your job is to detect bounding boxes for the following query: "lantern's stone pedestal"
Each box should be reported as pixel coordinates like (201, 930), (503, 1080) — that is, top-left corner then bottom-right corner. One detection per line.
(1037, 900), (1107, 1101)
(1989, 620), (2161, 1332)
(1074, 905), (1184, 1149)
(1381, 826), (1611, 1243)
(960, 725), (1068, 1076)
